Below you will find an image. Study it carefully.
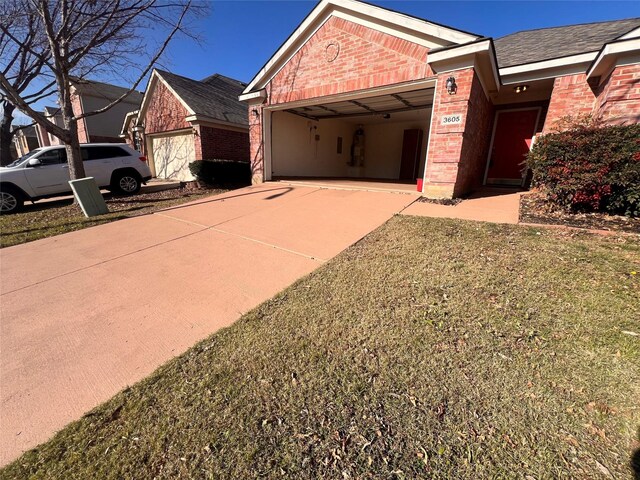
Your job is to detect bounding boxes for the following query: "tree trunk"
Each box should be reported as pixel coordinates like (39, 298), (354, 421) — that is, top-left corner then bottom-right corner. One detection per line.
(64, 121), (84, 179)
(0, 102), (16, 166)
(61, 92), (85, 179)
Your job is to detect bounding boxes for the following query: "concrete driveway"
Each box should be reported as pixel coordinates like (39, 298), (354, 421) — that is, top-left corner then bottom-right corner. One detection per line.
(0, 183), (415, 465)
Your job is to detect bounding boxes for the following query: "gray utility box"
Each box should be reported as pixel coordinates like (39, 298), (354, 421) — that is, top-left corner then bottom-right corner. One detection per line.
(69, 177), (109, 217)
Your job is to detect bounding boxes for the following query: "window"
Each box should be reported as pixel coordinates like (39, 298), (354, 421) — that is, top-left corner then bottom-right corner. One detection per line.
(36, 148), (67, 165)
(82, 146), (128, 161)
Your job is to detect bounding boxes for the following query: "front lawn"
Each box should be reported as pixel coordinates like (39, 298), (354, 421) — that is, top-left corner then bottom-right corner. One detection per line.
(0, 186), (225, 248)
(2, 217), (638, 478)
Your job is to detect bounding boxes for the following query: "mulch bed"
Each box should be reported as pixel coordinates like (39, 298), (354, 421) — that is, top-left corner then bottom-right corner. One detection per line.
(520, 191), (640, 234)
(417, 196), (463, 206)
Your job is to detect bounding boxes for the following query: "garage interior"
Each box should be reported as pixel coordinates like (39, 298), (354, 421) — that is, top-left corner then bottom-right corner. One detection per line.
(270, 88), (434, 190)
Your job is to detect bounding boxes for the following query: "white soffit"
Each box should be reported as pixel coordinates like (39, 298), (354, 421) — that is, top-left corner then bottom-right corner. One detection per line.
(241, 0), (479, 96)
(499, 52), (598, 84)
(587, 37), (640, 80)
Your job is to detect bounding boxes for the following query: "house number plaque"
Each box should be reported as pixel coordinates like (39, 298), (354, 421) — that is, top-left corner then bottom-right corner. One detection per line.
(441, 114), (463, 125)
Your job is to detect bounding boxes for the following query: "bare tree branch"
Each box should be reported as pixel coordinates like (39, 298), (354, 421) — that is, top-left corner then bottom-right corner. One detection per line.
(0, 0), (204, 174)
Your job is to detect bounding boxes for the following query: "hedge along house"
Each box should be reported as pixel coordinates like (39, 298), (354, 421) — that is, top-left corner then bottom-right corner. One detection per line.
(122, 70), (250, 182)
(239, 0), (640, 198)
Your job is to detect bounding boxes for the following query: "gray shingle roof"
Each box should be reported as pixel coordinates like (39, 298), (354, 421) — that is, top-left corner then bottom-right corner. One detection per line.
(156, 70), (248, 127)
(70, 78), (144, 104)
(494, 17), (640, 68)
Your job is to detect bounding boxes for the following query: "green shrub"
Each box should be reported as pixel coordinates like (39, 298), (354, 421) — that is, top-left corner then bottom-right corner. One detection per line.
(189, 160), (251, 187)
(526, 118), (640, 217)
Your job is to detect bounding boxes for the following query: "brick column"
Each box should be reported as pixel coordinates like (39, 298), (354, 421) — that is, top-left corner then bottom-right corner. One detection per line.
(423, 68), (493, 198)
(248, 104), (265, 184)
(192, 125), (203, 160)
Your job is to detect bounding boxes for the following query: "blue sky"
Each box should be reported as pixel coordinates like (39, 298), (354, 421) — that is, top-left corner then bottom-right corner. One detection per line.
(16, 0), (640, 123)
(162, 0), (640, 83)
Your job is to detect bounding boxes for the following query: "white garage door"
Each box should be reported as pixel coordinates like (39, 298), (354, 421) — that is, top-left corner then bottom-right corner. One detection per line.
(151, 131), (196, 181)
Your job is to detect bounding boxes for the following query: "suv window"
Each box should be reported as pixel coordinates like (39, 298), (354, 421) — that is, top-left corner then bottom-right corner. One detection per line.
(82, 146), (128, 161)
(36, 148), (67, 165)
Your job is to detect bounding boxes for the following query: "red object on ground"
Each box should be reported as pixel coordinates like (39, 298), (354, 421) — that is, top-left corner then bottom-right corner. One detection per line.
(416, 178), (423, 192)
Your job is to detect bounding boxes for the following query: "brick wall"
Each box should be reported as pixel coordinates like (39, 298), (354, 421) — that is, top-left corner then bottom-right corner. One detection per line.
(543, 74), (597, 133)
(194, 125), (250, 162)
(596, 64), (640, 124)
(71, 94), (89, 143)
(543, 64), (640, 132)
(251, 16), (434, 184)
(144, 80), (191, 135)
(454, 73), (495, 196)
(267, 16), (431, 105)
(423, 68), (487, 198)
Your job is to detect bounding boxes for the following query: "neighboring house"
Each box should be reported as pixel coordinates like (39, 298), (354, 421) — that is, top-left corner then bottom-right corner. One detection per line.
(121, 70), (249, 182)
(34, 106), (64, 148)
(35, 79), (143, 148)
(11, 125), (39, 158)
(240, 0), (640, 197)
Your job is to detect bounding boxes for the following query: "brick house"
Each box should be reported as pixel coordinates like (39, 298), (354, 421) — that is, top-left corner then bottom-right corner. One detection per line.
(122, 70), (249, 181)
(11, 125), (39, 158)
(240, 0), (640, 197)
(34, 80), (143, 149)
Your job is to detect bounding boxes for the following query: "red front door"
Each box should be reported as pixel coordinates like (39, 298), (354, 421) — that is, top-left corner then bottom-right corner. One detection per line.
(486, 109), (539, 185)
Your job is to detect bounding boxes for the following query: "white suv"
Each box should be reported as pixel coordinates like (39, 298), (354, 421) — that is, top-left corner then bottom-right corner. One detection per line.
(0, 143), (152, 213)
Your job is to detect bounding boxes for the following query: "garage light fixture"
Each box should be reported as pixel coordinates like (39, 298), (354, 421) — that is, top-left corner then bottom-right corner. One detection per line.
(446, 76), (457, 95)
(514, 84), (529, 94)
(252, 108), (260, 118)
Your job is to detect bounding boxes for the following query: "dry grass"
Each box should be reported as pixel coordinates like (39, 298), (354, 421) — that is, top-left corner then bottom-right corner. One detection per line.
(1, 216), (639, 479)
(0, 186), (226, 248)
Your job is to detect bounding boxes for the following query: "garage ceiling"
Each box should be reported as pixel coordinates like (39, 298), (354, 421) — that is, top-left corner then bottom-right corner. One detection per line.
(285, 88), (434, 120)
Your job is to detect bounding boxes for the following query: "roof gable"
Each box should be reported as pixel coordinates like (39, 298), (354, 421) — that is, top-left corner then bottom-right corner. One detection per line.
(494, 17), (640, 68)
(242, 0), (479, 95)
(70, 78), (143, 104)
(139, 70), (248, 127)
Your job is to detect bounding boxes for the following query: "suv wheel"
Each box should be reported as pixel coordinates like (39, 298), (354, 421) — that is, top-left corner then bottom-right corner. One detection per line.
(112, 171), (141, 195)
(0, 187), (24, 214)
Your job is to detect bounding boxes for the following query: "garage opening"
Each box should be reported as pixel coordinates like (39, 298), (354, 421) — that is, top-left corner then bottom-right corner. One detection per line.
(270, 88), (434, 191)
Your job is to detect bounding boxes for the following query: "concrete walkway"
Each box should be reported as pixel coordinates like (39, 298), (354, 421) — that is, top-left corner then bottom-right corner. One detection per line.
(0, 183), (414, 466)
(402, 188), (522, 224)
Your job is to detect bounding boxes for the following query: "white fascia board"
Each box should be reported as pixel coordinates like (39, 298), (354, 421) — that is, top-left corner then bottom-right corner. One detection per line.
(427, 39), (491, 65)
(138, 71), (160, 120)
(332, 10), (449, 49)
(587, 37), (640, 80)
(619, 26), (640, 40)
(332, 0), (478, 45)
(119, 110), (139, 136)
(241, 0), (479, 95)
(501, 64), (592, 85)
(499, 52), (598, 78)
(238, 89), (267, 103)
(185, 114), (250, 131)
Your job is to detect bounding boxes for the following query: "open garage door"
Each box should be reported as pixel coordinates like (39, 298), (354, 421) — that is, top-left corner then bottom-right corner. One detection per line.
(270, 88), (433, 186)
(150, 130), (196, 181)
